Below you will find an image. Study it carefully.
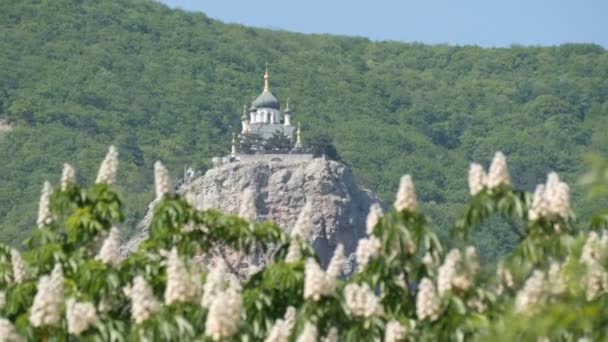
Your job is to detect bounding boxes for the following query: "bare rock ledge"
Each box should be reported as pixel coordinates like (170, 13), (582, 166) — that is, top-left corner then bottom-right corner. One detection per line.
(123, 157), (382, 268)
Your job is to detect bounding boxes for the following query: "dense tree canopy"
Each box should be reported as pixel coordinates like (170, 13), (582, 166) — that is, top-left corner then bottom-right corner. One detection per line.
(0, 0), (607, 262)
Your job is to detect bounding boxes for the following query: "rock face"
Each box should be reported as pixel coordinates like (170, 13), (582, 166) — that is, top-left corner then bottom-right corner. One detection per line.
(123, 157), (382, 268)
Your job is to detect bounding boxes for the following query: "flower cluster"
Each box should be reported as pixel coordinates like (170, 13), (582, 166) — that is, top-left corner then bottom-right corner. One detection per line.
(286, 203), (314, 262)
(322, 327), (339, 342)
(547, 261), (566, 295)
(164, 247), (199, 305)
(205, 282), (242, 341)
(486, 152), (510, 189)
(123, 276), (161, 324)
(385, 320), (407, 342)
(495, 262), (515, 295)
(343, 282), (384, 318)
(422, 250), (440, 270)
(0, 318), (22, 342)
(95, 145), (119, 185)
(580, 231), (608, 266)
(579, 231), (608, 300)
(585, 264), (608, 301)
(10, 249), (28, 284)
(296, 322), (317, 342)
(366, 203), (384, 235)
(468, 163), (487, 196)
(96, 227), (120, 266)
(355, 204), (384, 271)
(154, 161), (174, 199)
(394, 175), (418, 212)
(61, 163), (76, 191)
(201, 259), (229, 308)
(265, 306), (296, 342)
(66, 298), (98, 336)
(291, 202), (313, 239)
(416, 278), (441, 321)
(36, 181), (54, 228)
(29, 263), (64, 327)
(468, 152), (510, 195)
(437, 247), (479, 297)
(528, 172), (571, 221)
(304, 245), (346, 301)
(515, 270), (546, 313)
(355, 236), (382, 271)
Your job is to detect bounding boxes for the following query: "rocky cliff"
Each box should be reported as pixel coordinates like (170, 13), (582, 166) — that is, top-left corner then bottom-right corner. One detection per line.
(123, 157), (382, 268)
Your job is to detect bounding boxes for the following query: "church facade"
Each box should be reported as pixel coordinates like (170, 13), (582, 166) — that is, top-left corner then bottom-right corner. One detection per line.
(238, 68), (304, 154)
(211, 68), (313, 167)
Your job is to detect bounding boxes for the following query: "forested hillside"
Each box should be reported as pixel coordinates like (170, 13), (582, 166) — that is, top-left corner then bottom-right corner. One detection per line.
(1, 0), (607, 258)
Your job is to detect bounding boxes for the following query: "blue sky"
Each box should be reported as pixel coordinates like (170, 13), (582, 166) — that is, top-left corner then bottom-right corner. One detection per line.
(159, 0), (607, 48)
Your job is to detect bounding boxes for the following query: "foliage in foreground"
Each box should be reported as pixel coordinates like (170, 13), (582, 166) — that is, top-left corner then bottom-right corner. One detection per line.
(1, 147), (608, 341)
(2, 0), (608, 248)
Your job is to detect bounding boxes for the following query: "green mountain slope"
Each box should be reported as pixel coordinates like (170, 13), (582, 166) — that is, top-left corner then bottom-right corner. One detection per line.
(1, 0), (607, 254)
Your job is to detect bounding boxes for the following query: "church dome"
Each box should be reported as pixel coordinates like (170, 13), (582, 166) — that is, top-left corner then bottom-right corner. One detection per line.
(253, 90), (280, 110)
(253, 67), (281, 110)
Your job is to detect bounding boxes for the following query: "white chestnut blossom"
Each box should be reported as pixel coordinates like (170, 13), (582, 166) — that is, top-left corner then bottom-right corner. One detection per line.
(547, 261), (566, 295)
(585, 264), (608, 301)
(321, 327), (339, 342)
(416, 277), (441, 321)
(468, 163), (487, 196)
(205, 284), (242, 341)
(164, 247), (198, 305)
(515, 270), (546, 313)
(36, 181), (54, 228)
(326, 244), (346, 284)
(295, 322), (317, 342)
(487, 151), (510, 189)
(467, 297), (487, 313)
(343, 282), (384, 318)
(265, 306), (296, 342)
(10, 249), (28, 284)
(154, 161), (173, 199)
(437, 247), (479, 297)
(496, 262), (515, 290)
(285, 204), (314, 263)
(0, 318), (23, 342)
(422, 251), (440, 270)
(545, 172), (570, 219)
(285, 242), (302, 263)
(123, 276), (160, 324)
(385, 320), (407, 342)
(239, 189), (257, 221)
(61, 163), (76, 191)
(291, 202), (313, 240)
(580, 231), (608, 266)
(303, 246), (345, 301)
(366, 203), (384, 235)
(304, 258), (328, 301)
(96, 227), (120, 266)
(202, 260), (228, 308)
(394, 175), (418, 212)
(66, 298), (98, 336)
(29, 263), (64, 327)
(528, 184), (549, 221)
(95, 145), (119, 185)
(355, 237), (381, 271)
(529, 172), (571, 221)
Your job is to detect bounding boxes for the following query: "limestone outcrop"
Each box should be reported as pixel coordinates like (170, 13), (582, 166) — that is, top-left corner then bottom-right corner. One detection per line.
(123, 157), (382, 269)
